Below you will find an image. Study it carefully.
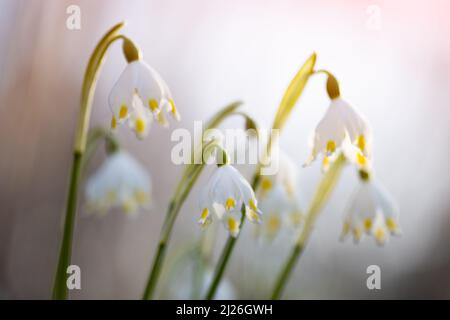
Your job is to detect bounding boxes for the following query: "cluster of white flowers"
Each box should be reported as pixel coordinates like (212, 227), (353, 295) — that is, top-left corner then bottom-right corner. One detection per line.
(86, 49), (400, 247)
(306, 93), (400, 245)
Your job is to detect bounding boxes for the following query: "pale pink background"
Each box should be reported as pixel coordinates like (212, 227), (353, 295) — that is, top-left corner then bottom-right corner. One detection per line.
(0, 0), (449, 298)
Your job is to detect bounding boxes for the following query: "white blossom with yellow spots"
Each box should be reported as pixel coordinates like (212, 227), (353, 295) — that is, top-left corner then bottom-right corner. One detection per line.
(256, 151), (303, 241)
(256, 184), (303, 241)
(305, 98), (372, 171)
(85, 151), (151, 215)
(108, 60), (180, 138)
(198, 164), (262, 237)
(341, 179), (400, 245)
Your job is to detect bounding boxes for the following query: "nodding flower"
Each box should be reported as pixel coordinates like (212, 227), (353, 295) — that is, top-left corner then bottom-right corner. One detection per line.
(198, 164), (262, 237)
(341, 175), (400, 246)
(256, 151), (303, 241)
(109, 51), (179, 138)
(85, 151), (151, 215)
(305, 97), (372, 172)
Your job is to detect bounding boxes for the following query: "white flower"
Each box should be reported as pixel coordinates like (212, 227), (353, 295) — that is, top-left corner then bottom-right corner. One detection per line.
(108, 60), (180, 138)
(198, 164), (262, 237)
(259, 150), (299, 198)
(85, 151), (151, 215)
(256, 184), (303, 241)
(255, 151), (303, 240)
(341, 179), (400, 245)
(306, 98), (372, 171)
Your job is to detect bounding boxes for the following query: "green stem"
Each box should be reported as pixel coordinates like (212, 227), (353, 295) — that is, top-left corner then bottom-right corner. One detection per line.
(271, 244), (302, 300)
(142, 241), (168, 300)
(142, 163), (204, 299)
(270, 154), (346, 299)
(51, 22), (126, 300)
(205, 236), (237, 299)
(52, 153), (82, 299)
(204, 212), (245, 300)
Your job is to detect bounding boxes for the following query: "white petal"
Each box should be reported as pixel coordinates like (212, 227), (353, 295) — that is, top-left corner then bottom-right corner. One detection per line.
(222, 209), (242, 237)
(134, 61), (165, 114)
(108, 63), (139, 121)
(209, 165), (243, 208)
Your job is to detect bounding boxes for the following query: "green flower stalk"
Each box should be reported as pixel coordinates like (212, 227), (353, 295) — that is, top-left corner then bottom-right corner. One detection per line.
(52, 22), (141, 299)
(271, 154), (346, 299)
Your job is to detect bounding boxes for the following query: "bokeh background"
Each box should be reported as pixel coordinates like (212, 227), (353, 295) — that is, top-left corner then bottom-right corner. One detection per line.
(1, 0), (449, 299)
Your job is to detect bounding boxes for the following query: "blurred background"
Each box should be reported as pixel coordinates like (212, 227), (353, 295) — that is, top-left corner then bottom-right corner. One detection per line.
(0, 0), (449, 299)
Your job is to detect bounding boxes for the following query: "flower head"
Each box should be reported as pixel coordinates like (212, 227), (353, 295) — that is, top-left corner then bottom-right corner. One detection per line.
(256, 151), (303, 240)
(341, 178), (400, 245)
(198, 164), (262, 237)
(306, 98), (372, 171)
(85, 151), (151, 215)
(109, 60), (179, 138)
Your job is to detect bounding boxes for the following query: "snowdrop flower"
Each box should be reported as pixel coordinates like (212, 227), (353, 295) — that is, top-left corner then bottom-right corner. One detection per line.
(341, 177), (400, 245)
(256, 184), (303, 241)
(306, 97), (372, 172)
(256, 151), (303, 240)
(109, 56), (180, 139)
(85, 151), (151, 215)
(198, 164), (262, 237)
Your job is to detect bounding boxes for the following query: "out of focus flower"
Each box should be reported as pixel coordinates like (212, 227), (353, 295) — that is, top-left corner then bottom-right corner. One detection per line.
(341, 178), (400, 245)
(167, 267), (237, 300)
(305, 98), (372, 171)
(85, 151), (151, 215)
(109, 60), (179, 138)
(198, 164), (262, 237)
(256, 151), (303, 240)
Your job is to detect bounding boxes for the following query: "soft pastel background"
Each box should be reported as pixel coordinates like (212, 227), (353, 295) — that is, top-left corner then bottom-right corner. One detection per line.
(0, 0), (449, 299)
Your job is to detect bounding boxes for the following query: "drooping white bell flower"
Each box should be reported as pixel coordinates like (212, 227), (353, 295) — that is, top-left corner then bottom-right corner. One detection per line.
(255, 151), (303, 240)
(198, 164), (262, 237)
(85, 151), (151, 215)
(255, 184), (303, 241)
(109, 60), (180, 138)
(305, 98), (372, 171)
(259, 150), (299, 199)
(341, 178), (400, 245)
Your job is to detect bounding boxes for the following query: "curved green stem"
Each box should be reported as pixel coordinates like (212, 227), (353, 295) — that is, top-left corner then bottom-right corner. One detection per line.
(271, 154), (346, 299)
(81, 127), (120, 172)
(52, 22), (126, 300)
